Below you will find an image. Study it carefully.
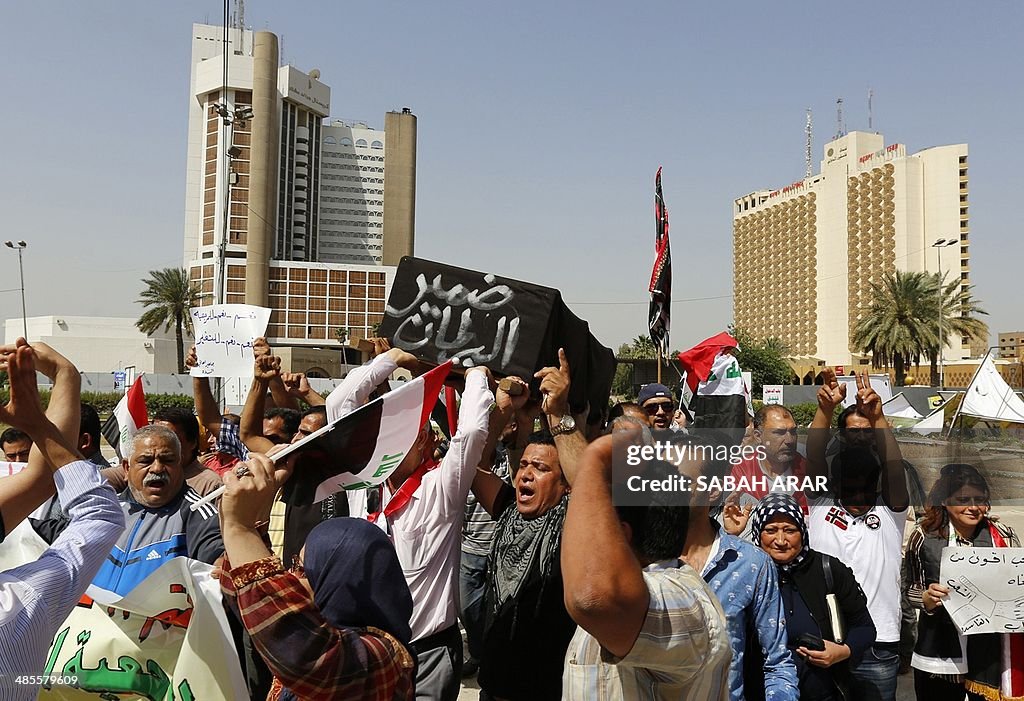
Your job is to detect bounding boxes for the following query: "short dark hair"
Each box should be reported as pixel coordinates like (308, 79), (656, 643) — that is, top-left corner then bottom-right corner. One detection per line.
(526, 430), (556, 448)
(264, 407), (300, 436)
(80, 403), (102, 449)
(152, 407), (200, 461)
(0, 428), (29, 447)
(302, 405), (327, 419)
(753, 404), (794, 430)
(615, 458), (691, 562)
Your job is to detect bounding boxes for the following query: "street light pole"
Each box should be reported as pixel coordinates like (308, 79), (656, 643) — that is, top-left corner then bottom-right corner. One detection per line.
(932, 237), (957, 390)
(4, 240), (28, 339)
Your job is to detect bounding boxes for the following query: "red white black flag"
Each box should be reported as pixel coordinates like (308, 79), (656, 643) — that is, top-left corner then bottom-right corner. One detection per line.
(101, 376), (148, 460)
(278, 361), (451, 505)
(648, 167), (672, 355)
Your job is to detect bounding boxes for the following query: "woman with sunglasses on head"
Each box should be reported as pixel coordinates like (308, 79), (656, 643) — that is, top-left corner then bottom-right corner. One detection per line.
(905, 463), (1020, 701)
(218, 454), (416, 701)
(751, 493), (877, 701)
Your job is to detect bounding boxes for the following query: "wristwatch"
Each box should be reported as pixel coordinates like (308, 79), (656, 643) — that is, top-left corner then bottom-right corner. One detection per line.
(550, 414), (576, 436)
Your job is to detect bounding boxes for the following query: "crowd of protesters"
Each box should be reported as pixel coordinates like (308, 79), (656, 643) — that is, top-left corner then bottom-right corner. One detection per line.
(0, 334), (1019, 701)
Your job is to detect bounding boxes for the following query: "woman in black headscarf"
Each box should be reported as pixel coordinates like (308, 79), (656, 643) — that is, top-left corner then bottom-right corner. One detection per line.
(218, 454), (415, 701)
(751, 493), (877, 701)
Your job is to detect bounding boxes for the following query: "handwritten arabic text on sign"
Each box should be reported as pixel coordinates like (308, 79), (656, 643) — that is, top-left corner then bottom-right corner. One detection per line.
(189, 304), (271, 378)
(940, 546), (1024, 634)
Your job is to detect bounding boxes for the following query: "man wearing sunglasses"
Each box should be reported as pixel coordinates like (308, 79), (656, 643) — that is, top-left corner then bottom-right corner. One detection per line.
(637, 383), (676, 431)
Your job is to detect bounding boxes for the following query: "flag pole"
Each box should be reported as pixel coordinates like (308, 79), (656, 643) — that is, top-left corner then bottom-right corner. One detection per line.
(657, 347), (663, 384)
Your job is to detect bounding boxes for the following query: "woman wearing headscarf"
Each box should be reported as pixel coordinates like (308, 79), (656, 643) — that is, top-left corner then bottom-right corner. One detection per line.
(218, 454), (415, 701)
(904, 463), (1021, 701)
(751, 493), (876, 701)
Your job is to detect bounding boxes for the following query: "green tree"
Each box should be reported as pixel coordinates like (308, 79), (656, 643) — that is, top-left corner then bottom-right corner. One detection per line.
(612, 335), (661, 399)
(729, 327), (793, 396)
(136, 268), (202, 374)
(852, 270), (934, 387)
(926, 275), (988, 386)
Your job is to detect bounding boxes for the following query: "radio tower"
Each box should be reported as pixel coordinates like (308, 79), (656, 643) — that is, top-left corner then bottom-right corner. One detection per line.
(835, 98), (846, 139)
(805, 108), (813, 178)
(868, 88), (874, 131)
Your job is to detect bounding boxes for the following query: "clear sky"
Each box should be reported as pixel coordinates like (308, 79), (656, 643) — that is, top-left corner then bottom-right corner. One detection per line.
(1, 1), (1020, 354)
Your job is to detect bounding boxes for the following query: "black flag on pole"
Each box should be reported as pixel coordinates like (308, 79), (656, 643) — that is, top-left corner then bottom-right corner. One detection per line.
(648, 167), (672, 355)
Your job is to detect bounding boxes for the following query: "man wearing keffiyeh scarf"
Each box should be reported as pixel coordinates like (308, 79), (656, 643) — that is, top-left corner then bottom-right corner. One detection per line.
(473, 432), (578, 701)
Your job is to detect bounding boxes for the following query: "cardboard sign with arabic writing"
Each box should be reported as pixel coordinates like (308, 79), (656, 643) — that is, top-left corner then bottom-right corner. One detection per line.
(377, 257), (616, 422)
(940, 546), (1024, 634)
(189, 304), (271, 378)
(0, 520), (246, 699)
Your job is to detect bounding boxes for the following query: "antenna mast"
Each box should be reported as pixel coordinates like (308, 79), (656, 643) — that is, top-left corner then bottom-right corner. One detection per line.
(868, 88), (874, 131)
(805, 108), (813, 178)
(835, 98), (845, 139)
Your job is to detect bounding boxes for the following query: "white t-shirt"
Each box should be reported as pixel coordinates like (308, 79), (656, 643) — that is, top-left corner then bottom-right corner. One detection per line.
(806, 495), (908, 643)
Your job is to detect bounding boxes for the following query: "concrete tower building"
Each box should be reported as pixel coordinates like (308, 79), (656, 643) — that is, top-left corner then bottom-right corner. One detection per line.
(733, 131), (974, 376)
(182, 24), (416, 351)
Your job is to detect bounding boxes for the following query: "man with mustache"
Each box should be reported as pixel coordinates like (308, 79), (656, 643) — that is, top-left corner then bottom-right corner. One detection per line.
(34, 423), (224, 596)
(729, 405), (811, 515)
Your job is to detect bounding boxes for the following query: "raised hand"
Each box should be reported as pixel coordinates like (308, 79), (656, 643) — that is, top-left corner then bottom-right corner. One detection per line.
(252, 337), (271, 359)
(185, 345), (198, 369)
(535, 348), (571, 417)
(281, 372), (311, 397)
(855, 370), (883, 423)
(817, 367), (847, 413)
(495, 376), (529, 413)
(0, 340), (48, 433)
(254, 354), (281, 382)
(722, 492), (753, 535)
(369, 337), (392, 357)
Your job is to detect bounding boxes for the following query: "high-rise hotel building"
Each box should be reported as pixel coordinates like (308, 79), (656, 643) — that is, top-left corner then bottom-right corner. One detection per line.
(182, 24), (415, 349)
(733, 131), (974, 374)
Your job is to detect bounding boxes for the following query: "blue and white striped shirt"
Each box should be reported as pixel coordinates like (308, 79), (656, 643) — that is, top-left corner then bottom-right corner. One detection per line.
(0, 461), (124, 700)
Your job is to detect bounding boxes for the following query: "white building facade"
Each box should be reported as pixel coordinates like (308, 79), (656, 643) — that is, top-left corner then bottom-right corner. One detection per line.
(733, 131), (973, 371)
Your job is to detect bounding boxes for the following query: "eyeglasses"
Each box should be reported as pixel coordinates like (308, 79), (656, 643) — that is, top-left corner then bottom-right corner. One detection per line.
(644, 401), (674, 415)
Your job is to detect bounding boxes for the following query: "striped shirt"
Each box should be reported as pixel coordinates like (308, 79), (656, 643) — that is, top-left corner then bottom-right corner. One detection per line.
(563, 560), (732, 701)
(0, 461), (124, 699)
(462, 445), (510, 556)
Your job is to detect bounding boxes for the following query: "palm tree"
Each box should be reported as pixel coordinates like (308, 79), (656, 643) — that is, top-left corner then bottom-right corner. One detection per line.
(136, 268), (202, 373)
(926, 275), (988, 386)
(852, 271), (935, 386)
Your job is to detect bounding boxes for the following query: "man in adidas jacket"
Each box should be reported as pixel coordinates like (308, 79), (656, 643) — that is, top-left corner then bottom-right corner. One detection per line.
(34, 423), (223, 596)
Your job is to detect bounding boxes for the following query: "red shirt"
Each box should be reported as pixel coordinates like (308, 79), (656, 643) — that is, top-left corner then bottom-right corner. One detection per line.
(729, 453), (810, 514)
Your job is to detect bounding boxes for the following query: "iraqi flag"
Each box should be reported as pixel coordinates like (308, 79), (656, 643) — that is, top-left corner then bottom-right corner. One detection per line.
(279, 361), (451, 505)
(648, 167), (672, 356)
(677, 333), (746, 431)
(101, 376), (148, 460)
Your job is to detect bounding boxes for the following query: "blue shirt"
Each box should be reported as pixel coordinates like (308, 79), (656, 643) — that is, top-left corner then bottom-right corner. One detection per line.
(701, 523), (799, 701)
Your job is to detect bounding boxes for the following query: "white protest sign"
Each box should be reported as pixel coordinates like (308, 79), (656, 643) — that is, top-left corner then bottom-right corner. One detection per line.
(189, 304), (271, 378)
(939, 546), (1024, 634)
(763, 385), (784, 405)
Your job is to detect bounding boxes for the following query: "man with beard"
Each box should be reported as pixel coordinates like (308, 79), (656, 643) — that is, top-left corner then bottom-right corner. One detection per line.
(637, 383), (676, 431)
(34, 424), (223, 596)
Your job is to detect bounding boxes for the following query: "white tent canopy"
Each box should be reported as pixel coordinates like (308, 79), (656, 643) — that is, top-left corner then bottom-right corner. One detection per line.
(882, 392), (924, 420)
(911, 407), (945, 435)
(958, 356), (1024, 424)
